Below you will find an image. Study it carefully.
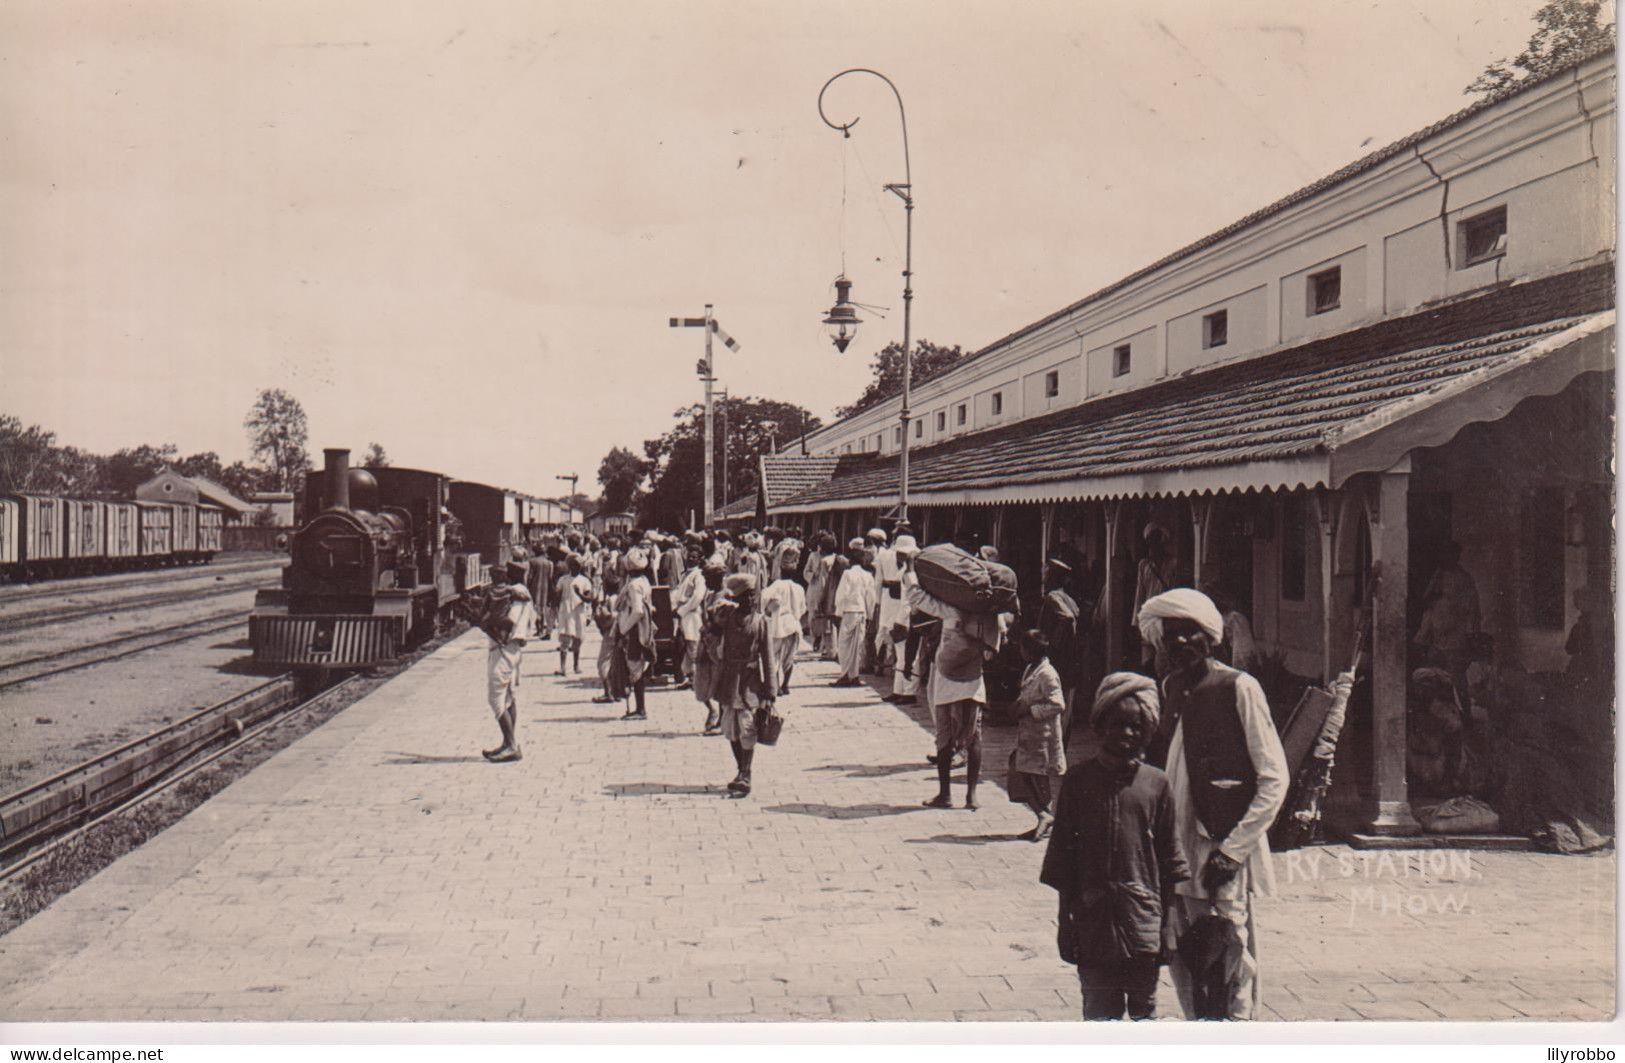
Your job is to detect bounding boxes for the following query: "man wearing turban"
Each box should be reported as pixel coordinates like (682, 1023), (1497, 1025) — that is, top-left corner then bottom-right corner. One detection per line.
(1135, 588), (1287, 1021)
(1040, 670), (1188, 1019)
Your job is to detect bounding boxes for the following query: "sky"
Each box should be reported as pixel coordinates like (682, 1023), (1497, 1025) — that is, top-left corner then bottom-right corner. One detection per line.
(0, 0), (1560, 499)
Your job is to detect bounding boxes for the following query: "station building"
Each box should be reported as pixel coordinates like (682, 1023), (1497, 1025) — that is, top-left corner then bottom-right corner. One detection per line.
(761, 48), (1616, 841)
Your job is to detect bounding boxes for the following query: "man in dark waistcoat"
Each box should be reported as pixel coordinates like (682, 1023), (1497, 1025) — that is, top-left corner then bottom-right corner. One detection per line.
(1137, 588), (1288, 1021)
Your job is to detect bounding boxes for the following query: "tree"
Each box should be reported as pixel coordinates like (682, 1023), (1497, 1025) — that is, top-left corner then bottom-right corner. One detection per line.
(638, 396), (823, 531)
(1467, 0), (1613, 96)
(219, 461), (272, 500)
(363, 442), (390, 467)
(0, 416), (65, 493)
(597, 446), (652, 514)
(244, 388), (310, 493)
(103, 443), (180, 496)
(834, 339), (969, 419)
(52, 446), (109, 495)
(175, 451), (225, 482)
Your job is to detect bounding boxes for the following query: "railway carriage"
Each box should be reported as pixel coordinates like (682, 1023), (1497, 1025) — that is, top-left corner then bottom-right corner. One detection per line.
(1, 494), (67, 579)
(171, 502), (198, 560)
(0, 498), (19, 578)
(105, 502), (139, 565)
(195, 505), (223, 560)
(0, 493), (212, 581)
(135, 501), (175, 565)
(447, 481), (522, 575)
(63, 499), (106, 574)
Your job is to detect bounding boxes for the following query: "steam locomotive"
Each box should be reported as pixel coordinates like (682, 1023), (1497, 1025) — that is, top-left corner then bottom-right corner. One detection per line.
(249, 448), (493, 670)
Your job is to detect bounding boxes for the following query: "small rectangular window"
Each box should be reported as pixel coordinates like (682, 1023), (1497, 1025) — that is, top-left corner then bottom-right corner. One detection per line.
(957, 404), (967, 426)
(1112, 344), (1131, 377)
(1309, 267), (1341, 315)
(893, 426), (902, 445)
(1460, 206), (1508, 267)
(991, 392), (1004, 416)
(913, 419), (922, 439)
(1203, 309), (1228, 349)
(1044, 370), (1059, 398)
(936, 411), (946, 431)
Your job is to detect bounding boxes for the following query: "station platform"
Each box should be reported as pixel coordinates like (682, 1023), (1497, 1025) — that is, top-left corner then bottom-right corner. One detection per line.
(0, 629), (1612, 1022)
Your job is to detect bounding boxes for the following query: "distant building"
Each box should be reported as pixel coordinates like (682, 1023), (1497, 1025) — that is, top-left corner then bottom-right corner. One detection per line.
(246, 492), (295, 526)
(585, 511), (634, 538)
(135, 469), (259, 523)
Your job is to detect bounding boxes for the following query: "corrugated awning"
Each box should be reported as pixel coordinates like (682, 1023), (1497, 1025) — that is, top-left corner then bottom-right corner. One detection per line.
(769, 271), (1615, 513)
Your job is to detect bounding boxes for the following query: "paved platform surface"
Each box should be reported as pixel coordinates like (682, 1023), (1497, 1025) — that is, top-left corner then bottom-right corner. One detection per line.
(0, 630), (1613, 1022)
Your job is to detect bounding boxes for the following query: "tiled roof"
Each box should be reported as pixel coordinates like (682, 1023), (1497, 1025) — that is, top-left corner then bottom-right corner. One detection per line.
(772, 265), (1616, 509)
(712, 492), (760, 522)
(758, 453), (842, 507)
(809, 42), (1615, 444)
(186, 476), (255, 514)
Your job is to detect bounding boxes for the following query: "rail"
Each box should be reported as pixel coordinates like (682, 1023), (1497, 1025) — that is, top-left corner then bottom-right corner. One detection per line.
(0, 612), (248, 691)
(0, 673), (359, 875)
(0, 575), (271, 633)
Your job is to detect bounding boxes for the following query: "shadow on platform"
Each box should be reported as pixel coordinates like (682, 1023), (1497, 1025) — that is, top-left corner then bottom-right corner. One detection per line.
(381, 751), (489, 765)
(765, 802), (926, 820)
(604, 782), (721, 797)
(808, 761), (929, 779)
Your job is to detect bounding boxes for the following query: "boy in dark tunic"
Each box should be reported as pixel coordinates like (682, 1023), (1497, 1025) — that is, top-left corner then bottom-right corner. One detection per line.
(1041, 671), (1188, 1020)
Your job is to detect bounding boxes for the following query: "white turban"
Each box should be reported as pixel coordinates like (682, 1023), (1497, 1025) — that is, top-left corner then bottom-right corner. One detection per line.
(1137, 588), (1224, 650)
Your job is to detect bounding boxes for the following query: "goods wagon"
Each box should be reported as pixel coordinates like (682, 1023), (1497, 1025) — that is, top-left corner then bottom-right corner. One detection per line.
(64, 499), (106, 572)
(106, 502), (139, 562)
(196, 505), (224, 558)
(171, 502), (198, 558)
(0, 498), (18, 575)
(2, 495), (67, 578)
(136, 501), (175, 563)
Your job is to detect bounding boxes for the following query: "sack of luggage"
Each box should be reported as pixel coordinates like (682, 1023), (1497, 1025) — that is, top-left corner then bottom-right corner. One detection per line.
(914, 544), (1019, 614)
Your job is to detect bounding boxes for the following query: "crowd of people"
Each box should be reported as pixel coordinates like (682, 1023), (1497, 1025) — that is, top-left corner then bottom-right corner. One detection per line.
(467, 521), (1294, 1022)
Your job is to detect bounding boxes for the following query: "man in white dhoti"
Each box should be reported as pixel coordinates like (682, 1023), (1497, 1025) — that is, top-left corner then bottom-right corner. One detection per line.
(1137, 588), (1287, 1021)
(832, 538), (876, 687)
(882, 535), (921, 705)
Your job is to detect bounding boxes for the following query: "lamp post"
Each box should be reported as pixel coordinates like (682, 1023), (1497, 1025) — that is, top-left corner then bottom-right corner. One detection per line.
(819, 68), (913, 527)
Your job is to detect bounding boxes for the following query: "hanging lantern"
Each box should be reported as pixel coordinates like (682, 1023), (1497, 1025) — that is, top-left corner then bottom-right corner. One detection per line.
(821, 275), (863, 353)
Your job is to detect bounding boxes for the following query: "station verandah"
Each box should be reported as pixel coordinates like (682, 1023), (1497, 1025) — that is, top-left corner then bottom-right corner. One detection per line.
(768, 309), (1615, 847)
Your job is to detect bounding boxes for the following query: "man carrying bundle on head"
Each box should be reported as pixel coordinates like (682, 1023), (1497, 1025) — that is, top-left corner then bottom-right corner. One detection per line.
(468, 561), (537, 764)
(1136, 588), (1287, 1022)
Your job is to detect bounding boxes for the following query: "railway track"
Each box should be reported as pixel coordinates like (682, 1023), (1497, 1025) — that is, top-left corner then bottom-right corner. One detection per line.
(0, 673), (361, 878)
(0, 610), (249, 691)
(0, 556), (283, 607)
(0, 574), (272, 634)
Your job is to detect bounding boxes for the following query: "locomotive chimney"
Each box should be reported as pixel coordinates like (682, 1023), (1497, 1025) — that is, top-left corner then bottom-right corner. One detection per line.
(324, 448), (351, 510)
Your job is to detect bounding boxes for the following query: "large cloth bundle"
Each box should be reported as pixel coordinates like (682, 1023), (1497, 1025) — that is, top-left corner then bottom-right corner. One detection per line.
(914, 544), (1018, 615)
